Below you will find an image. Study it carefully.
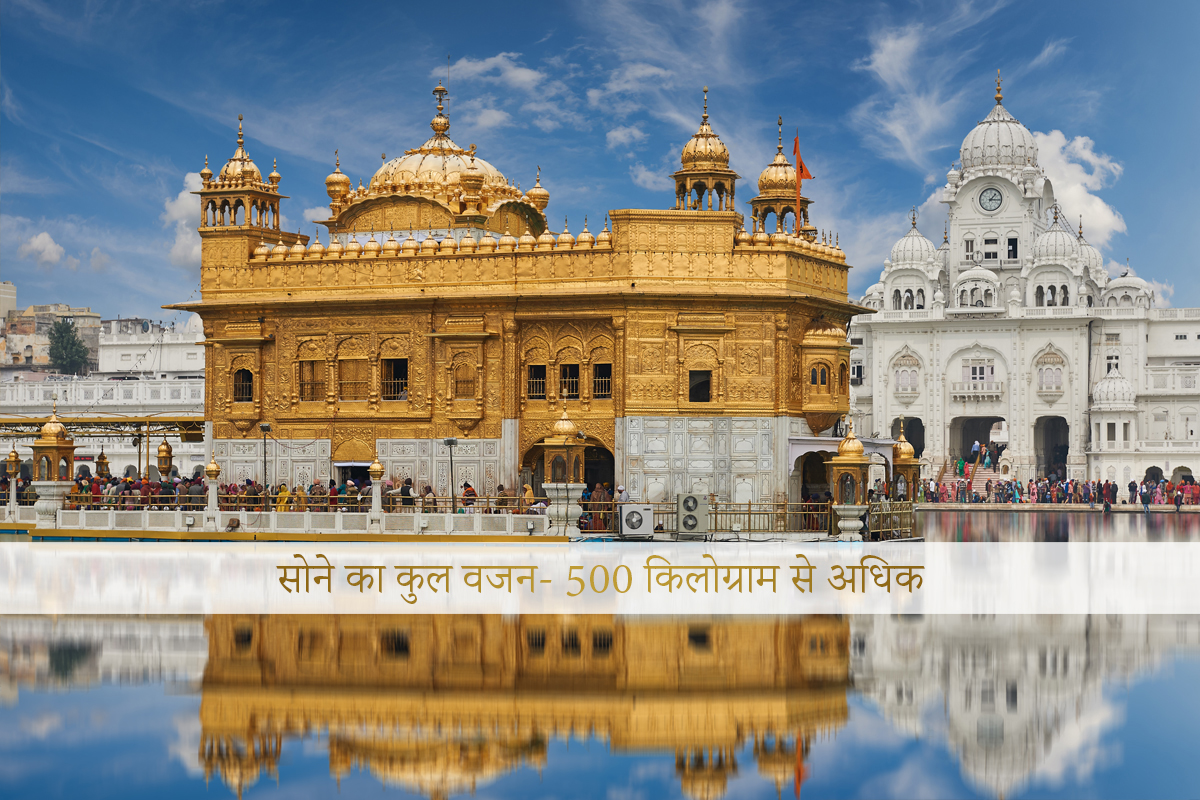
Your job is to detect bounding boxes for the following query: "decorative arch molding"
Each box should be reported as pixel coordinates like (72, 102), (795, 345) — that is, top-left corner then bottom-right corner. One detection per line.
(332, 194), (454, 235)
(888, 345), (925, 371)
(1030, 343), (1072, 374)
(945, 342), (1010, 372)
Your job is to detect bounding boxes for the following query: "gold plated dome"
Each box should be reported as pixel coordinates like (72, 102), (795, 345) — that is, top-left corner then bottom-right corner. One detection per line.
(680, 87), (730, 170)
(157, 438), (173, 458)
(526, 167), (550, 211)
(205, 455), (221, 480)
(39, 402), (68, 442)
(837, 418), (864, 457)
(758, 118), (797, 194)
(368, 83), (518, 207)
(199, 154), (213, 182)
(893, 418), (916, 461)
(218, 116), (264, 184)
(306, 230), (325, 256)
(551, 409), (579, 438)
(325, 151), (351, 200)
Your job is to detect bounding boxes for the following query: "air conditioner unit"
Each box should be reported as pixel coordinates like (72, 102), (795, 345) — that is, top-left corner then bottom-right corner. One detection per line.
(676, 493), (709, 536)
(622, 504), (654, 536)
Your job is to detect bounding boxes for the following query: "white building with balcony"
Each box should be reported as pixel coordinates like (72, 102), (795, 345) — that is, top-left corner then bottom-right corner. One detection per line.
(849, 84), (1200, 485)
(2, 314), (207, 480)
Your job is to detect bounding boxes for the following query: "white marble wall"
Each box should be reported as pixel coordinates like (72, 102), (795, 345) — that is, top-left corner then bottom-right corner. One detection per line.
(620, 416), (778, 503)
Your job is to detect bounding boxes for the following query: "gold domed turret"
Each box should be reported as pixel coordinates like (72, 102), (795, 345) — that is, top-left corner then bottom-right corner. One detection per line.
(368, 451), (385, 482)
(837, 418), (865, 457)
(672, 88), (740, 212)
(527, 166), (550, 212)
(270, 238), (288, 259)
(498, 226), (517, 252)
(217, 115), (264, 185)
(205, 455), (221, 480)
(267, 158), (281, 186)
(576, 217), (595, 249)
(199, 154), (213, 183)
(551, 409), (579, 438)
(892, 417), (916, 460)
(344, 232), (363, 257)
(680, 87), (730, 170)
(518, 227), (537, 252)
(39, 400), (67, 442)
(595, 215), (611, 247)
(157, 438), (174, 459)
(253, 238), (271, 259)
(307, 229), (325, 257)
(289, 230), (307, 258)
(757, 117), (797, 194)
(381, 231), (399, 256)
(363, 232), (382, 256)
(325, 150), (351, 201)
(401, 230), (418, 255)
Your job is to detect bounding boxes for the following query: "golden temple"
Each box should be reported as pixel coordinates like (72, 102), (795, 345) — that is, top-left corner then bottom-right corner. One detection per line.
(173, 83), (863, 500)
(199, 614), (850, 799)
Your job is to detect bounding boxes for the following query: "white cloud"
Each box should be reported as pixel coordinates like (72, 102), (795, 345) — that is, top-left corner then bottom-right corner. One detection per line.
(1035, 130), (1125, 249)
(17, 231), (65, 267)
(1030, 38), (1071, 70)
(445, 52), (547, 93)
(850, 24), (967, 174)
(475, 107), (512, 129)
(89, 247), (111, 272)
(64, 254), (80, 271)
(607, 125), (647, 149)
(302, 205), (330, 223)
(161, 172), (202, 269)
(629, 162), (671, 191)
(1147, 279), (1175, 307)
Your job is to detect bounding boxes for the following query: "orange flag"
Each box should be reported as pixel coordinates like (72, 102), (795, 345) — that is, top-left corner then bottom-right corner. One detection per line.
(793, 134), (812, 228)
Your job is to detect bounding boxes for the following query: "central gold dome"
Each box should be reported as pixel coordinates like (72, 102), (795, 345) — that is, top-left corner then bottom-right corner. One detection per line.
(369, 82), (513, 199)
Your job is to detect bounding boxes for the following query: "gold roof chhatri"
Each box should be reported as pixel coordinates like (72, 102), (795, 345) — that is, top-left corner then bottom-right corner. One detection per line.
(37, 398), (70, 445)
(680, 86), (731, 171)
(757, 116), (797, 195)
(217, 115), (265, 186)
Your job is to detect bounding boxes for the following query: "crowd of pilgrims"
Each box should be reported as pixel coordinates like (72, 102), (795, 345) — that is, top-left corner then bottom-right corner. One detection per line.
(36, 473), (566, 514)
(917, 473), (1199, 510)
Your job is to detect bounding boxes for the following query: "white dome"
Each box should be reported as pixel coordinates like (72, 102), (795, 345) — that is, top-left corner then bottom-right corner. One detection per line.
(864, 282), (884, 298)
(889, 225), (937, 267)
(1092, 368), (1136, 410)
(1075, 226), (1104, 277)
(960, 103), (1038, 172)
(183, 313), (204, 335)
(1104, 269), (1153, 297)
(1034, 216), (1079, 263)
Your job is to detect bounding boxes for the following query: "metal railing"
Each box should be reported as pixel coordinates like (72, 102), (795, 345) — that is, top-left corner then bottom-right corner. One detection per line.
(867, 500), (915, 539)
(65, 491), (208, 511)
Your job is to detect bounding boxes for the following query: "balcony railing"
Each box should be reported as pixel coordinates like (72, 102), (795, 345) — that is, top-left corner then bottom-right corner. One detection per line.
(950, 381), (1004, 401)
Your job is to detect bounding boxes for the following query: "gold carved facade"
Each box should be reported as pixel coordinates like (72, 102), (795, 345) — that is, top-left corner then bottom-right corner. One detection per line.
(176, 88), (862, 471)
(199, 614), (849, 799)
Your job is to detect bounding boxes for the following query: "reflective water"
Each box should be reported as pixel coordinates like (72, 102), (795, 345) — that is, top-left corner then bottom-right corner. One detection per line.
(2, 615), (1198, 799)
(919, 509), (1200, 541)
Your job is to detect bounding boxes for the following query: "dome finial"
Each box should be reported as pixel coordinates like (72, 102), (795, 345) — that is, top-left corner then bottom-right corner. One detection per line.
(910, 206), (918, 228)
(777, 115), (783, 153)
(943, 222), (948, 243)
(433, 80), (448, 113)
(1052, 204), (1059, 223)
(995, 69), (1003, 104)
(335, 149), (340, 169)
(1078, 216), (1084, 239)
(237, 114), (244, 146)
(702, 86), (709, 122)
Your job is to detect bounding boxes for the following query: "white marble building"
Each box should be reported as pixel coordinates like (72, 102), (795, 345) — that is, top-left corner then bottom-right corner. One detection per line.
(1, 314), (207, 480)
(849, 87), (1200, 484)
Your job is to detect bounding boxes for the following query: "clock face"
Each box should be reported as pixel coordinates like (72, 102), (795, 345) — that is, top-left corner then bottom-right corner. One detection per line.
(979, 187), (1003, 211)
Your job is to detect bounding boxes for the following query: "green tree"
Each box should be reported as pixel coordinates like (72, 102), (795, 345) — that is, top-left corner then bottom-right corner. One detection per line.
(48, 319), (90, 375)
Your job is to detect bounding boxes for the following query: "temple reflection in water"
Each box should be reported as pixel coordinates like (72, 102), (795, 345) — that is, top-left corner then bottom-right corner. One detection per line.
(2, 614), (1198, 799)
(200, 615), (849, 799)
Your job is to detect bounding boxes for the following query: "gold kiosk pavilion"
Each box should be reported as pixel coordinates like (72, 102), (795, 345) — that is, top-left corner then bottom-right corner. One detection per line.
(173, 84), (867, 504)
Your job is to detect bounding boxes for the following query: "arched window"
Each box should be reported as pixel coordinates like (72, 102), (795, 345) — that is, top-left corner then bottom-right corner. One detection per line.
(892, 289), (902, 310)
(1060, 285), (1069, 306)
(454, 363), (475, 399)
(1107, 295), (1116, 307)
(1035, 286), (1045, 306)
(1086, 295), (1094, 307)
(916, 289), (925, 309)
(233, 369), (253, 402)
(840, 363), (848, 393)
(810, 367), (818, 385)
(903, 290), (914, 309)
(1047, 285), (1057, 306)
(970, 287), (980, 306)
(984, 289), (993, 306)
(820, 367), (828, 387)
(959, 290), (967, 307)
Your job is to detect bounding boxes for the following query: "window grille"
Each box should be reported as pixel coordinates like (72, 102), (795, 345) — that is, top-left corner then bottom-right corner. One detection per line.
(338, 359), (369, 400)
(299, 360), (325, 401)
(560, 364), (580, 399)
(381, 358), (408, 400)
(527, 365), (547, 400)
(593, 363), (612, 398)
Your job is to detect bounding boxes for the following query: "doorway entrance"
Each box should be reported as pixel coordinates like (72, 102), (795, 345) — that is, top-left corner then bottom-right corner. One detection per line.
(1034, 416), (1070, 479)
(336, 464), (371, 486)
(583, 445), (615, 490)
(950, 416), (1005, 462)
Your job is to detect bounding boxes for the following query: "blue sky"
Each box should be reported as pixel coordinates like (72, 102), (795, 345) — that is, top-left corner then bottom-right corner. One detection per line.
(2, 0), (1197, 322)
